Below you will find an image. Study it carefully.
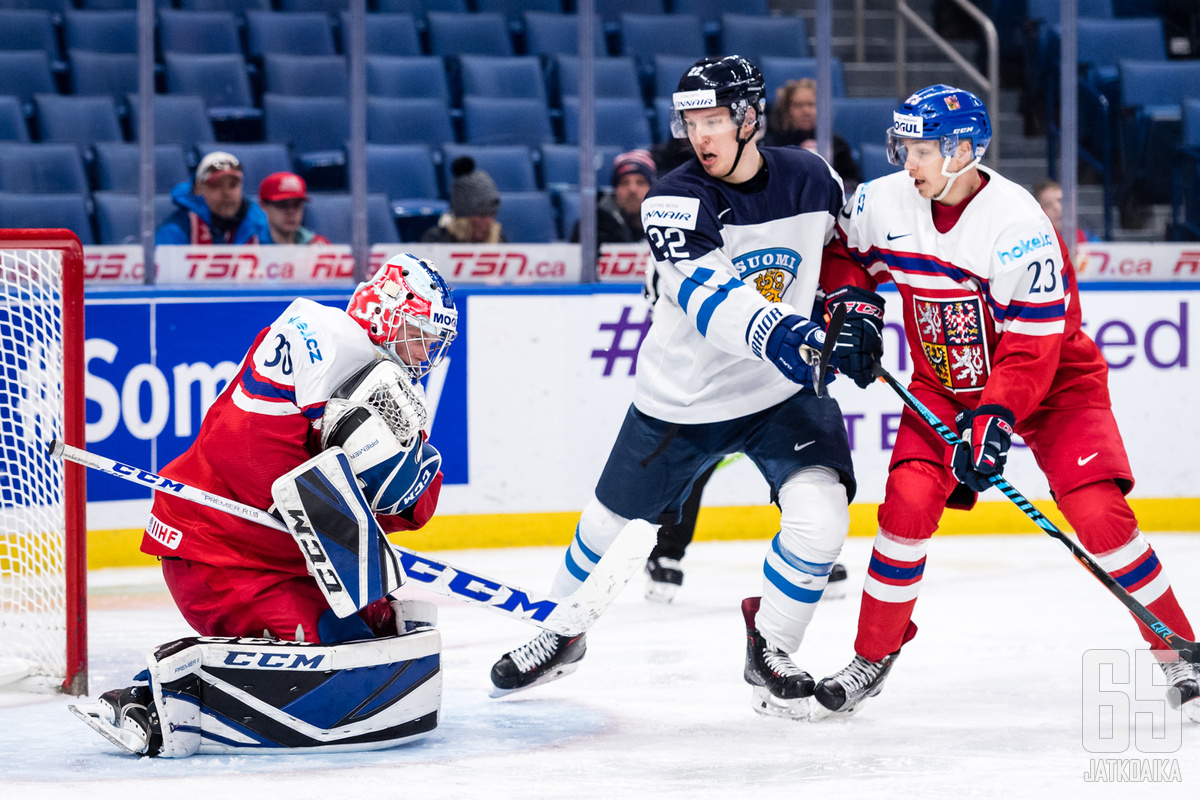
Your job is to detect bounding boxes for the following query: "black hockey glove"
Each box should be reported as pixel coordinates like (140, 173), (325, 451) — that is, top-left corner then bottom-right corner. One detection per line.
(824, 285), (885, 389)
(951, 404), (1016, 493)
(764, 313), (837, 386)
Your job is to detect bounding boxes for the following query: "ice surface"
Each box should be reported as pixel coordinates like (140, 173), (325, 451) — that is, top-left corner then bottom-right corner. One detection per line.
(3, 533), (1199, 799)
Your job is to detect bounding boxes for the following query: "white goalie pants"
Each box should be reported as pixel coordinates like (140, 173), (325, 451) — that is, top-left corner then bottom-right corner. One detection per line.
(551, 466), (849, 653)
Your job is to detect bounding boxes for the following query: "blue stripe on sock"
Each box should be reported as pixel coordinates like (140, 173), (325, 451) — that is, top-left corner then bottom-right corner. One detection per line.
(868, 554), (925, 582)
(1116, 551), (1160, 589)
(764, 560), (823, 604)
(770, 534), (833, 576)
(573, 526), (600, 564)
(564, 549), (590, 582)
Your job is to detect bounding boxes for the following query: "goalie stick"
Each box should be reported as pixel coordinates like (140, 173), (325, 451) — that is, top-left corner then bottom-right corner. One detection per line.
(47, 440), (653, 637)
(870, 363), (1200, 664)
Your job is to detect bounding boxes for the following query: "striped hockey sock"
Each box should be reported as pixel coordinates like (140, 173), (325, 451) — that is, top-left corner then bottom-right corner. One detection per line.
(854, 529), (929, 662)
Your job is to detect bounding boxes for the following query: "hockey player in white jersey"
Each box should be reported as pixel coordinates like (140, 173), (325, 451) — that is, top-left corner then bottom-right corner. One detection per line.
(490, 55), (858, 720)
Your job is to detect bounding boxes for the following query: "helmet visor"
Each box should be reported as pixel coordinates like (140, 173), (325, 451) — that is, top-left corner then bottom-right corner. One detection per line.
(670, 104), (739, 140)
(885, 131), (958, 166)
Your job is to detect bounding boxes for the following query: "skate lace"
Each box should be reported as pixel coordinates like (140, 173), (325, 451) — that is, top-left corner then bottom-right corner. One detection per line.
(836, 655), (883, 694)
(763, 648), (804, 678)
(1159, 659), (1196, 686)
(510, 631), (561, 674)
(653, 557), (681, 570)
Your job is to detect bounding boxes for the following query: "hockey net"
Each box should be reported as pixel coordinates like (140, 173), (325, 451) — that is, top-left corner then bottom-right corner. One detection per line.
(0, 229), (86, 695)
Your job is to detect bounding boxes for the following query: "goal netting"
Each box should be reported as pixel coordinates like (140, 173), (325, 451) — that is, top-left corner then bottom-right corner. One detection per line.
(0, 229), (86, 695)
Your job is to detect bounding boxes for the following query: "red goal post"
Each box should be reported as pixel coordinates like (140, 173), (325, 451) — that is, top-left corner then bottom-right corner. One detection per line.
(0, 229), (86, 695)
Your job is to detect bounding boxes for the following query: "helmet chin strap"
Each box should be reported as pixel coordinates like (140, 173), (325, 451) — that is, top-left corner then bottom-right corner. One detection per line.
(722, 113), (759, 179)
(932, 154), (981, 202)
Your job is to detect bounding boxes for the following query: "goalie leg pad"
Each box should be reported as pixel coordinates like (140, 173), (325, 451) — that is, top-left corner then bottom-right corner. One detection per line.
(272, 448), (404, 618)
(144, 631), (442, 757)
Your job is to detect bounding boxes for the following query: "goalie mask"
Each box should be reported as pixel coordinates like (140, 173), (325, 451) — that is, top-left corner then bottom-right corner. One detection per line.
(347, 254), (457, 379)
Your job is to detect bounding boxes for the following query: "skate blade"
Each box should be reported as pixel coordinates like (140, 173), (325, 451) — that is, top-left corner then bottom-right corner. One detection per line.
(808, 701), (863, 723)
(68, 704), (147, 756)
(644, 579), (678, 604)
(750, 686), (812, 721)
(488, 661), (582, 699)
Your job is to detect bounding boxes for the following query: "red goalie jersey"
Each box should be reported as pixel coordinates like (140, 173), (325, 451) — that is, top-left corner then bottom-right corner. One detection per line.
(140, 297), (442, 575)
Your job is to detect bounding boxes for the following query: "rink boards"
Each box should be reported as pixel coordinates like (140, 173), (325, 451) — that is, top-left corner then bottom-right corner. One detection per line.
(77, 282), (1198, 565)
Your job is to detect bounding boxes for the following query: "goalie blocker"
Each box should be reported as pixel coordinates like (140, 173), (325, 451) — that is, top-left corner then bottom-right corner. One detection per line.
(70, 606), (441, 758)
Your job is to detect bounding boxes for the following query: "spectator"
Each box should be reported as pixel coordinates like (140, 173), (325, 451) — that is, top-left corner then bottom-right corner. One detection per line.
(156, 152), (269, 245)
(764, 79), (863, 189)
(570, 149), (657, 244)
(258, 172), (330, 245)
(1033, 179), (1095, 244)
(420, 157), (505, 244)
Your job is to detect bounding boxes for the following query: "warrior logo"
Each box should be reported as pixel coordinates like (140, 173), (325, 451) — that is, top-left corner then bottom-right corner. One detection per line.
(913, 294), (990, 392)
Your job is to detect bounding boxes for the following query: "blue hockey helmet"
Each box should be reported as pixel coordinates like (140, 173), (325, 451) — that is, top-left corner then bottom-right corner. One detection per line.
(886, 84), (992, 166)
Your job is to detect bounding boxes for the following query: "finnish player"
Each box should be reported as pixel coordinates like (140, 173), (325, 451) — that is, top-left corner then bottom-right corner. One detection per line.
(813, 85), (1199, 719)
(72, 255), (459, 756)
(490, 56), (857, 720)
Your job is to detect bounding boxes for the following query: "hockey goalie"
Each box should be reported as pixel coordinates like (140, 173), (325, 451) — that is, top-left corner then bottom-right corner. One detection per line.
(72, 254), (459, 757)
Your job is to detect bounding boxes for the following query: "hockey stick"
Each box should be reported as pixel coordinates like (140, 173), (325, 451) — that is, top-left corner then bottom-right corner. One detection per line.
(870, 364), (1200, 663)
(47, 440), (653, 637)
(812, 302), (847, 399)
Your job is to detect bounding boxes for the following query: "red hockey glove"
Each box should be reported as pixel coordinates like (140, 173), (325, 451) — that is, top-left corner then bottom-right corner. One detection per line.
(952, 404), (1016, 493)
(824, 285), (885, 389)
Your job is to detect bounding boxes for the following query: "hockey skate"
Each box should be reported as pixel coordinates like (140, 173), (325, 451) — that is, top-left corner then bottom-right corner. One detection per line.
(811, 652), (899, 721)
(1159, 658), (1200, 723)
(68, 685), (163, 756)
(821, 562), (849, 601)
(741, 597), (814, 720)
(490, 630), (587, 697)
(644, 556), (683, 603)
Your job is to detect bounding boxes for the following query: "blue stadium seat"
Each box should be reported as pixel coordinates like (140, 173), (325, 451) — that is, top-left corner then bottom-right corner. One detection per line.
(177, 0), (271, 15)
(69, 51), (138, 102)
(92, 191), (173, 244)
(523, 12), (606, 57)
(302, 193), (399, 244)
(596, 0), (663, 24)
(653, 55), (700, 98)
(340, 12), (421, 56)
(557, 189), (580, 240)
(196, 141), (293, 192)
(92, 143), (189, 193)
(475, 0), (561, 20)
(0, 143), (89, 193)
(0, 0), (70, 12)
(80, 0), (172, 8)
(63, 10), (136, 54)
(563, 96), (652, 148)
(1119, 59), (1200, 203)
(278, 0), (346, 11)
(158, 10), (243, 56)
(0, 97), (29, 143)
(830, 97), (896, 162)
(0, 11), (60, 63)
(496, 191), (558, 242)
(0, 192), (94, 245)
(462, 96), (554, 146)
(1171, 99), (1200, 239)
(376, 0), (467, 13)
(674, 0), (768, 25)
(127, 94), (216, 145)
(366, 56), (450, 101)
(652, 96), (674, 142)
(426, 12), (512, 57)
(367, 97), (455, 146)
(1026, 0), (1113, 22)
(0, 52), (56, 109)
(365, 143), (441, 202)
(539, 143), (622, 189)
(759, 56), (845, 98)
(460, 56), (547, 101)
(619, 14), (704, 61)
(263, 54), (349, 97)
(163, 53), (259, 123)
(245, 11), (337, 58)
(859, 143), (901, 182)
(35, 95), (124, 151)
(440, 144), (537, 192)
(556, 56), (641, 101)
(263, 94), (348, 168)
(721, 13), (809, 65)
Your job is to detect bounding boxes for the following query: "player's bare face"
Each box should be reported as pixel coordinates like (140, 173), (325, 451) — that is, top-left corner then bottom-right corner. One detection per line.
(902, 140), (949, 199)
(684, 107), (741, 177)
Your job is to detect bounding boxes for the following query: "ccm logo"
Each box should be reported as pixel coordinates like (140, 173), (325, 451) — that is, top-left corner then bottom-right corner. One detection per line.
(221, 651), (326, 669)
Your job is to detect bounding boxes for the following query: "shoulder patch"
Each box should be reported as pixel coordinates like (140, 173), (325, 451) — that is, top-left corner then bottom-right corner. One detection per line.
(641, 195), (701, 231)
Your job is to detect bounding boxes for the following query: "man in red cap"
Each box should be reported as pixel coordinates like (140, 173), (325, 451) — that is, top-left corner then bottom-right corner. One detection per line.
(259, 171), (330, 245)
(156, 151), (269, 245)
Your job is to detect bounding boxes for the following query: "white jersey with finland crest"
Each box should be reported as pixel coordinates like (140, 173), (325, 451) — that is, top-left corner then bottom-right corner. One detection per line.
(636, 145), (845, 425)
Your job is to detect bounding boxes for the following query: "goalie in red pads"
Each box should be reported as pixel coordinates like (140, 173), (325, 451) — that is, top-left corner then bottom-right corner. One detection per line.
(73, 254), (459, 756)
(812, 85), (1198, 720)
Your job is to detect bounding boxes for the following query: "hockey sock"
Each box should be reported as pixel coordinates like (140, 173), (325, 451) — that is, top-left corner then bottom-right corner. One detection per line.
(549, 499), (631, 598)
(854, 527), (930, 662)
(756, 534), (836, 652)
(1059, 481), (1196, 647)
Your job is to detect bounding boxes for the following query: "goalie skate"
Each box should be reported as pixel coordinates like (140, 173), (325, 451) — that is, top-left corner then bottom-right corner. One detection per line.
(490, 630), (587, 697)
(811, 652), (898, 721)
(644, 557), (683, 603)
(1160, 658), (1200, 723)
(68, 686), (161, 756)
(741, 597), (814, 720)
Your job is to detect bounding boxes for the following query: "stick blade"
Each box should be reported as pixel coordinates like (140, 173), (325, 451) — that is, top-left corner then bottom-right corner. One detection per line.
(548, 519), (657, 635)
(815, 303), (847, 399)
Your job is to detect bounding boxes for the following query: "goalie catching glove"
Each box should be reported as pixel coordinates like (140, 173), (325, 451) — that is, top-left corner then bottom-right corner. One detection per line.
(321, 359), (440, 516)
(824, 285), (885, 389)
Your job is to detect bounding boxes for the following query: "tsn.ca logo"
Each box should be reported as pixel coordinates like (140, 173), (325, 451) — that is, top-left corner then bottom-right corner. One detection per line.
(183, 250), (356, 281)
(442, 251), (567, 280)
